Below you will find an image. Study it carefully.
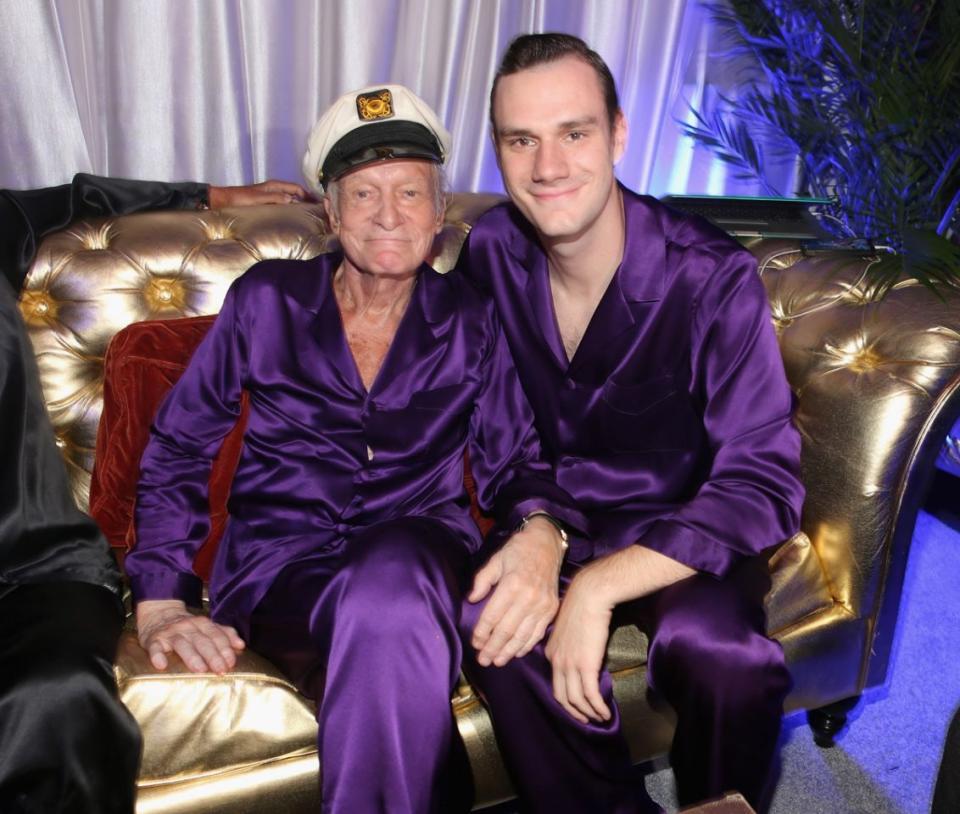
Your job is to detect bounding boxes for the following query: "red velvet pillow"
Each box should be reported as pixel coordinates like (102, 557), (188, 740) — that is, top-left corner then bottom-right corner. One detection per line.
(90, 316), (246, 580)
(90, 315), (492, 582)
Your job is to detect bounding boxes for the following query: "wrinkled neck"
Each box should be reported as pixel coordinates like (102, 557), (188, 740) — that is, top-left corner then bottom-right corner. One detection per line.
(333, 263), (417, 323)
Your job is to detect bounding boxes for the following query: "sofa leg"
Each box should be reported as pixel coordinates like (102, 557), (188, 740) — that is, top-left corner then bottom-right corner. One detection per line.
(807, 696), (860, 747)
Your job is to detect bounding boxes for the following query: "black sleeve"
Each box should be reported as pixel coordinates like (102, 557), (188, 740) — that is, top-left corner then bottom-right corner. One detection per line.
(0, 277), (120, 594)
(0, 173), (209, 293)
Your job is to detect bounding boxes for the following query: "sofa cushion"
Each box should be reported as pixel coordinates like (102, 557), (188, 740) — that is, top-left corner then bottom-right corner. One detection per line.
(114, 630), (319, 785)
(90, 315), (247, 579)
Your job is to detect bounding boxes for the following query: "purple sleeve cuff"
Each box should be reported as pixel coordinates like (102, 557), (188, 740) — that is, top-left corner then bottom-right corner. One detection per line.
(638, 519), (739, 578)
(505, 497), (587, 538)
(502, 495), (590, 560)
(128, 570), (204, 609)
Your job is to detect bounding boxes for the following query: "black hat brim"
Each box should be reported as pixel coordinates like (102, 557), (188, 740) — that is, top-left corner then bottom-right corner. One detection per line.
(321, 121), (443, 186)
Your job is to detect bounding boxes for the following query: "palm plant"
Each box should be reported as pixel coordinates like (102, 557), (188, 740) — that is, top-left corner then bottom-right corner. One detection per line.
(683, 0), (960, 294)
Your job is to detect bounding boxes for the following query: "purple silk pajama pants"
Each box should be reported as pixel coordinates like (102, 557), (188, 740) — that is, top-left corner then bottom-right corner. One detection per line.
(248, 517), (474, 814)
(459, 553), (791, 813)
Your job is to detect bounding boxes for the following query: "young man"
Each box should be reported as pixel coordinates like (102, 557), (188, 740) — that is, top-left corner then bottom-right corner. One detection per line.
(457, 34), (804, 813)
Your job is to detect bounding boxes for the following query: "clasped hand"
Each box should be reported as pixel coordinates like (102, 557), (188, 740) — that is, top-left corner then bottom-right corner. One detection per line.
(469, 520), (617, 725)
(544, 568), (614, 724)
(468, 516), (565, 667)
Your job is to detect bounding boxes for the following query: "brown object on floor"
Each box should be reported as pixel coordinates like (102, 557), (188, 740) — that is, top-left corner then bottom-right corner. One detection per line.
(680, 791), (757, 813)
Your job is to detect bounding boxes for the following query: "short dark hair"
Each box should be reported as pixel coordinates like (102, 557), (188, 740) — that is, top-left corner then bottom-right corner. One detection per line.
(490, 33), (621, 132)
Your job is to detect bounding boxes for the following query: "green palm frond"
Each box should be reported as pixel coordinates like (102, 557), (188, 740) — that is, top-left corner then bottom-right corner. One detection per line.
(684, 0), (960, 296)
(681, 106), (780, 192)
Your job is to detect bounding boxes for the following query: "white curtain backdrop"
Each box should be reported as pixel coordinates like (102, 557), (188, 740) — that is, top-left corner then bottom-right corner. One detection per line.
(0, 0), (771, 197)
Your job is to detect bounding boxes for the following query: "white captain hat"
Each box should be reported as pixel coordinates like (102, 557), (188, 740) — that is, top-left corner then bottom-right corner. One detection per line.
(302, 84), (451, 195)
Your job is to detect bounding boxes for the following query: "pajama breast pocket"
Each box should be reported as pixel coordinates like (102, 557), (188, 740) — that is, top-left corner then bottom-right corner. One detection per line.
(600, 374), (694, 452)
(373, 382), (472, 459)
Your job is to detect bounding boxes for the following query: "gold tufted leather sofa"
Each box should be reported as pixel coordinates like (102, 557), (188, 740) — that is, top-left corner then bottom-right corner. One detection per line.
(19, 195), (960, 811)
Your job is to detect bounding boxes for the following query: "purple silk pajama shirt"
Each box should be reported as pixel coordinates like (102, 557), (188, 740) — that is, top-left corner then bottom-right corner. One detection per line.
(455, 187), (805, 812)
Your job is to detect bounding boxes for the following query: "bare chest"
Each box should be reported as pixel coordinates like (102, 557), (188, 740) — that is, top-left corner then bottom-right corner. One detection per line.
(341, 317), (400, 390)
(552, 289), (601, 362)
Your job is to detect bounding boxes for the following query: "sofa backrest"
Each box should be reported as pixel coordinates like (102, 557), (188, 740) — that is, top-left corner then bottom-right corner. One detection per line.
(18, 193), (502, 511)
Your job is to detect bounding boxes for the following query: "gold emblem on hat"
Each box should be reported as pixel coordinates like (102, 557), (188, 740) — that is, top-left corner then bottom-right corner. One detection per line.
(356, 89), (394, 121)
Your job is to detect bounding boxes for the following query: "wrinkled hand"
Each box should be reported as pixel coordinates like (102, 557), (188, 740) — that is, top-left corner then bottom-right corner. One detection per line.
(208, 179), (311, 208)
(136, 599), (245, 674)
(545, 567), (614, 724)
(468, 517), (565, 667)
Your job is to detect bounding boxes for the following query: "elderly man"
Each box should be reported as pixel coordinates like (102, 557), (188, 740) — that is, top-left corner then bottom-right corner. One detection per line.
(456, 34), (804, 813)
(127, 85), (579, 814)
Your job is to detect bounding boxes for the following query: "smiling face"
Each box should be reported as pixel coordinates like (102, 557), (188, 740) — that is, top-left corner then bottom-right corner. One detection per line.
(325, 159), (444, 279)
(491, 55), (627, 248)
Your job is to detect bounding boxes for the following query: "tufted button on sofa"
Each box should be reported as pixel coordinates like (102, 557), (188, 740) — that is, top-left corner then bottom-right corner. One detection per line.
(19, 196), (960, 811)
